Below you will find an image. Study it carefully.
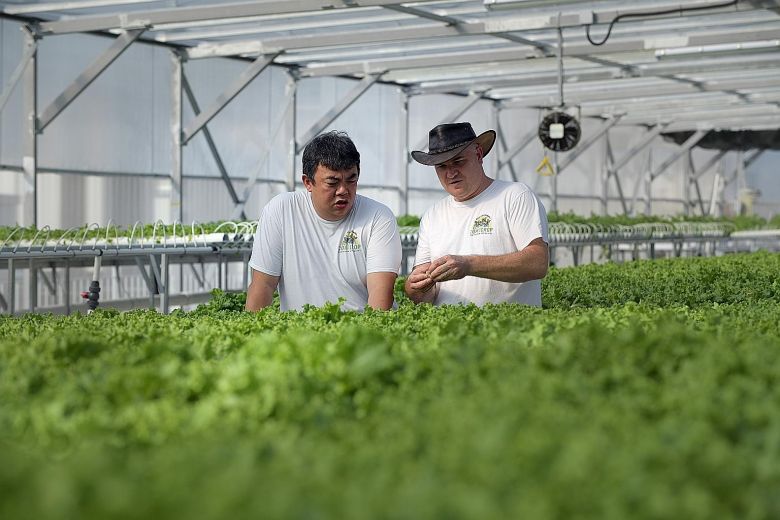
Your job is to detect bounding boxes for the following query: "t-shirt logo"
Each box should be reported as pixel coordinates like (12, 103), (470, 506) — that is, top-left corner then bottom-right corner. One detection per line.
(339, 230), (362, 253)
(470, 214), (494, 236)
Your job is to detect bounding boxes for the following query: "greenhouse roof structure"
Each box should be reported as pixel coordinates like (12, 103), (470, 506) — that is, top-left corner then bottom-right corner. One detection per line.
(2, 0), (779, 135)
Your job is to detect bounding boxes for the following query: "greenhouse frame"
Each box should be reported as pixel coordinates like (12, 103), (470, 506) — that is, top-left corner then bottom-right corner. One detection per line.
(1, 0), (779, 313)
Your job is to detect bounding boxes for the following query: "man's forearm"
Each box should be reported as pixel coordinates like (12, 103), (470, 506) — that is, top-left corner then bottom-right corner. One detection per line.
(465, 244), (549, 283)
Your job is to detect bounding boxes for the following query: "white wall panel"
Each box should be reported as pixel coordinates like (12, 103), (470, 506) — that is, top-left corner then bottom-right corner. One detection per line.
(1, 19), (25, 169)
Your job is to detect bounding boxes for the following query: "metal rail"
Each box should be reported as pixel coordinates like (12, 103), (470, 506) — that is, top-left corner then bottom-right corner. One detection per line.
(2, 221), (778, 315)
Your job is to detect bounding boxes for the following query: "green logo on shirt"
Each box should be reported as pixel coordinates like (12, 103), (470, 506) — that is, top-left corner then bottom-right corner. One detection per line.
(339, 230), (362, 253)
(470, 214), (494, 236)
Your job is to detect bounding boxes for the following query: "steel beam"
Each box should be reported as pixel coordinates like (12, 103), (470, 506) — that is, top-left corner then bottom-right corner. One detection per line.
(557, 116), (623, 174)
(485, 0), (775, 20)
(4, 258), (14, 314)
(602, 135), (611, 215)
(664, 117), (780, 133)
(188, 19), (780, 61)
(683, 150), (692, 216)
(499, 77), (780, 108)
(182, 53), (276, 144)
(22, 27), (38, 227)
(188, 263), (205, 289)
(723, 150), (764, 187)
(29, 259), (37, 312)
(170, 51), (183, 223)
(3, 0), (158, 15)
(232, 74), (297, 218)
(606, 137), (630, 215)
(64, 261), (71, 315)
(410, 91), (484, 153)
(692, 150), (728, 181)
(300, 27), (780, 78)
(611, 123), (669, 173)
(37, 0), (407, 34)
(38, 267), (57, 297)
(297, 73), (382, 152)
(160, 253), (169, 314)
(38, 29), (144, 133)
(400, 93), (410, 215)
(148, 254), (163, 292)
(692, 176), (707, 216)
(0, 39), (38, 114)
(616, 104), (780, 127)
(649, 129), (707, 181)
(286, 73), (298, 191)
(301, 47), (539, 77)
(181, 72), (243, 215)
(134, 256), (156, 293)
(498, 127), (537, 171)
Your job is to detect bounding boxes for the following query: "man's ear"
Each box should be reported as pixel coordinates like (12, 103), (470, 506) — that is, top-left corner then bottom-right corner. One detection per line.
(475, 144), (484, 163)
(302, 174), (314, 192)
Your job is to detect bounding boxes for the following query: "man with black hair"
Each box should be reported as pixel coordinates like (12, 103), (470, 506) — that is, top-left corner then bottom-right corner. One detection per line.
(246, 131), (401, 312)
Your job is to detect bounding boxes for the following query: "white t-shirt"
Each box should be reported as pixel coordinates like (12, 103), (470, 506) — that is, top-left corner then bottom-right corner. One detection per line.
(249, 191), (401, 311)
(414, 179), (548, 306)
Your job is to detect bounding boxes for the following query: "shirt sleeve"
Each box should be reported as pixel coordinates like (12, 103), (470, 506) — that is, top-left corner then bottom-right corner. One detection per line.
(413, 212), (431, 267)
(248, 196), (284, 276)
(366, 206), (402, 274)
(509, 189), (549, 250)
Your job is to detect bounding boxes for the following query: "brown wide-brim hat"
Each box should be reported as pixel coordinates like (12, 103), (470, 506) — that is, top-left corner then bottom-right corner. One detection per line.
(411, 122), (496, 166)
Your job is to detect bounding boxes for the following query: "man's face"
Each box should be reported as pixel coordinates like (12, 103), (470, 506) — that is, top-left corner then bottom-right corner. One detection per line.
(302, 164), (359, 221)
(434, 144), (486, 202)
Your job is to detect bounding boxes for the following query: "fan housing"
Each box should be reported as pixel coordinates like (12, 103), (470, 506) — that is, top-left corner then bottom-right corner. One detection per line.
(538, 111), (581, 152)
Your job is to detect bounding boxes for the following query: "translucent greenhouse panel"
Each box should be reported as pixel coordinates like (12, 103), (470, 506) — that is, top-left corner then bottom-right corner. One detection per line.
(0, 19), (25, 168)
(32, 32), (160, 175)
(180, 58), (290, 183)
(296, 76), (405, 194)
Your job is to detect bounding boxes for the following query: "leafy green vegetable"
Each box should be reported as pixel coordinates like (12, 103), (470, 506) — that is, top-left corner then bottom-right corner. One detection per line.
(1, 252), (779, 519)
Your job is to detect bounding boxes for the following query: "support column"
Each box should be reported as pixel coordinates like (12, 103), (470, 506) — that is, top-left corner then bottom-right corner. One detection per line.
(683, 150), (692, 217)
(400, 92), (410, 215)
(29, 259), (37, 312)
(64, 260), (71, 315)
(22, 26), (38, 227)
(735, 150), (745, 214)
(602, 134), (610, 215)
(233, 73), (297, 218)
(286, 72), (298, 191)
(160, 253), (169, 314)
(7, 259), (15, 315)
(551, 154), (559, 214)
(182, 72), (242, 215)
(645, 149), (653, 215)
(170, 51), (184, 222)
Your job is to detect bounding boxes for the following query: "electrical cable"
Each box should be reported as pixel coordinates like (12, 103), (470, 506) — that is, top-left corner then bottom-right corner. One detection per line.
(585, 0), (739, 46)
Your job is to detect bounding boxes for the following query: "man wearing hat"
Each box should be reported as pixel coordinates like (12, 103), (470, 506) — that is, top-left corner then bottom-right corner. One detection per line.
(404, 122), (549, 306)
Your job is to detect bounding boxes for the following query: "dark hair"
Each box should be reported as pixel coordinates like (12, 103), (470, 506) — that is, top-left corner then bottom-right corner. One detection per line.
(301, 131), (360, 181)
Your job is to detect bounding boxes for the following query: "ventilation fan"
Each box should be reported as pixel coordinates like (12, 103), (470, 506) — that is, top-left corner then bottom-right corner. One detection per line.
(538, 111), (581, 152)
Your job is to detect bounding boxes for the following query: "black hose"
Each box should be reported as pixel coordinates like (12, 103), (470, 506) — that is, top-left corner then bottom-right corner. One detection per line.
(586, 0), (739, 46)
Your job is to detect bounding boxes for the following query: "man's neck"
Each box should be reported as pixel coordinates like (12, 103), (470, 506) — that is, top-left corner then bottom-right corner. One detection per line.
(455, 176), (494, 203)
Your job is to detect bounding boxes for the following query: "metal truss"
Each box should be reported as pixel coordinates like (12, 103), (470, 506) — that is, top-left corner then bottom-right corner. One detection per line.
(1, 0), (778, 229)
